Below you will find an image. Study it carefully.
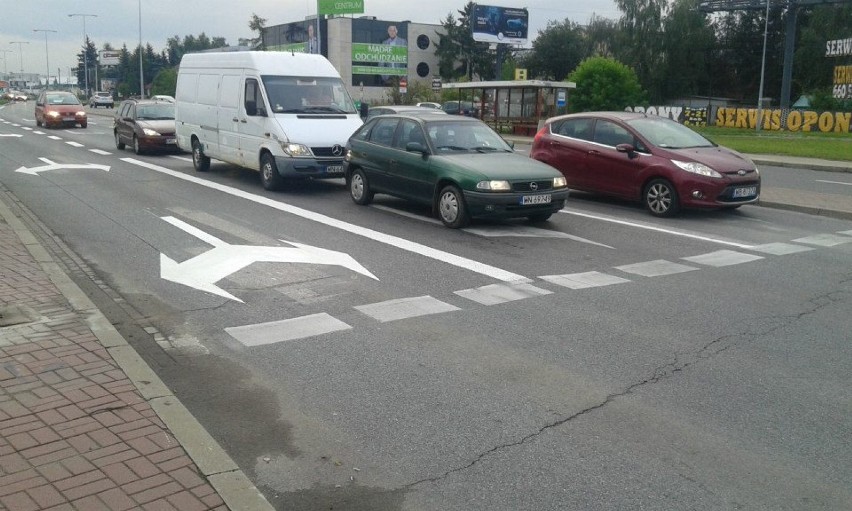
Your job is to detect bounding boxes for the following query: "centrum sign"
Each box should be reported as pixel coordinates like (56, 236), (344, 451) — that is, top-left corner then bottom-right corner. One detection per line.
(318, 0), (364, 15)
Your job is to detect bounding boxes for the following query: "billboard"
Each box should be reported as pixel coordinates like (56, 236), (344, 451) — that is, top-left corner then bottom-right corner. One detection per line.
(266, 21), (322, 55)
(351, 19), (408, 87)
(472, 4), (528, 44)
(99, 50), (121, 66)
(318, 0), (364, 15)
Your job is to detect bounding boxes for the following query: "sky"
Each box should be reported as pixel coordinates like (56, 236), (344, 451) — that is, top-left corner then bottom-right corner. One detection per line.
(0, 0), (621, 82)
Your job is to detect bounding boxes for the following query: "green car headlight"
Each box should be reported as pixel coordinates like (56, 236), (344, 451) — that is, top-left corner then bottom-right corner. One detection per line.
(476, 180), (511, 191)
(553, 176), (567, 188)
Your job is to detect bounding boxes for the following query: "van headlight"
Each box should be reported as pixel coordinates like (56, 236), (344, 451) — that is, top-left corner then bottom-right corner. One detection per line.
(281, 142), (312, 157)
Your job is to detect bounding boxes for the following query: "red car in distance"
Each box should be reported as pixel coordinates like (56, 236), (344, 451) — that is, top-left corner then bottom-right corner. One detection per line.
(530, 112), (760, 216)
(35, 91), (87, 129)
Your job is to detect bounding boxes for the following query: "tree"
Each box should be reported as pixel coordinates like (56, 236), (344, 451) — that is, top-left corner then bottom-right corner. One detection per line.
(660, 0), (716, 100)
(75, 37), (99, 94)
(248, 13), (267, 50)
(151, 68), (177, 97)
(434, 2), (496, 82)
(522, 19), (589, 81)
(568, 57), (647, 112)
(615, 0), (666, 103)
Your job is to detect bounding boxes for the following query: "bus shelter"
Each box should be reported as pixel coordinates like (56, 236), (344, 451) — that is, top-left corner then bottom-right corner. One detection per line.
(441, 80), (576, 135)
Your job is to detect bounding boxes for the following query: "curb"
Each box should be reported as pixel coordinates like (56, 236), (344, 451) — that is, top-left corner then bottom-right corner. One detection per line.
(0, 194), (275, 511)
(757, 199), (852, 221)
(750, 157), (852, 174)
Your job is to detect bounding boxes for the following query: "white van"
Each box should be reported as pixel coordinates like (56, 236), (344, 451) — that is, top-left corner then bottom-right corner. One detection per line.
(175, 51), (362, 190)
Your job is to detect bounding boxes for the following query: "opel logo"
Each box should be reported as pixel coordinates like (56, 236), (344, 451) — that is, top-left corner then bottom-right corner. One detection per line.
(530, 181), (538, 191)
(332, 144), (344, 156)
(737, 169), (747, 176)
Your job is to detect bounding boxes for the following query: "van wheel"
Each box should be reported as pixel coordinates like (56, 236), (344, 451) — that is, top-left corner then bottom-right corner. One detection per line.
(350, 168), (373, 205)
(260, 153), (284, 191)
(115, 131), (125, 150)
(192, 139), (210, 172)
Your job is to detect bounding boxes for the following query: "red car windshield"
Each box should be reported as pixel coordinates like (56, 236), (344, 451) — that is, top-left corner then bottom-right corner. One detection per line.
(626, 117), (715, 149)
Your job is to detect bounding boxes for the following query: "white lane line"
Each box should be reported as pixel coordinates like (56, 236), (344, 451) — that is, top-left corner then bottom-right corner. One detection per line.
(47, 136), (62, 140)
(748, 242), (814, 255)
(122, 158), (528, 282)
(22, 127), (33, 131)
(682, 250), (764, 267)
(169, 155), (193, 162)
(33, 130), (45, 135)
(559, 209), (754, 249)
(89, 149), (112, 155)
(373, 204), (613, 247)
(792, 234), (852, 247)
(816, 180), (852, 186)
(66, 141), (85, 148)
(225, 313), (351, 346)
(355, 296), (460, 323)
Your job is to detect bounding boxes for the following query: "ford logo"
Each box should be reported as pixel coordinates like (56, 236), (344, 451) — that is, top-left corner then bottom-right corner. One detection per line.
(332, 144), (344, 156)
(530, 181), (538, 191)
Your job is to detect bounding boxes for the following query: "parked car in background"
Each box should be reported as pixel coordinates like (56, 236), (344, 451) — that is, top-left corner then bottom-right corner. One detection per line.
(530, 111), (761, 217)
(89, 91), (114, 108)
(151, 95), (175, 102)
(416, 102), (442, 109)
(364, 104), (447, 120)
(35, 91), (87, 128)
(442, 100), (480, 117)
(344, 113), (569, 228)
(114, 98), (177, 154)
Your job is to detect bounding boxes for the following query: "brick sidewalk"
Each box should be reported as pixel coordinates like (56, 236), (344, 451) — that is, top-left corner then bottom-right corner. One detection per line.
(0, 210), (228, 509)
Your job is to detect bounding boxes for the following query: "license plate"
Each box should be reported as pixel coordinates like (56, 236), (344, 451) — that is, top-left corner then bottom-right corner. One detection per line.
(326, 165), (344, 174)
(732, 186), (756, 198)
(63, 117), (75, 122)
(521, 194), (551, 205)
(166, 138), (176, 144)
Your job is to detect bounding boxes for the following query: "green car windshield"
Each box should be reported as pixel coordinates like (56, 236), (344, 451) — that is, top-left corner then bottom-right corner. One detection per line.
(425, 121), (513, 152)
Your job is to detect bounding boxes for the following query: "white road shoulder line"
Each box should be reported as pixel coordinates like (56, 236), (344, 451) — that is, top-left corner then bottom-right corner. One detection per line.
(122, 158), (528, 282)
(816, 179), (852, 186)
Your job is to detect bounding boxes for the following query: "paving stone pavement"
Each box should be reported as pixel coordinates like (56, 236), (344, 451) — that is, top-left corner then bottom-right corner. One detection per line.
(0, 195), (271, 511)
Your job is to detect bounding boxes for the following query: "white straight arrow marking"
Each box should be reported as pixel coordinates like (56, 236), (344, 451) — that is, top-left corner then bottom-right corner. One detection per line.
(160, 216), (378, 302)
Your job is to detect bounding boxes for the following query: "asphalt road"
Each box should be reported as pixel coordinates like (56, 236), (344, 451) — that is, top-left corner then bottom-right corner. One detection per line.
(2, 100), (851, 511)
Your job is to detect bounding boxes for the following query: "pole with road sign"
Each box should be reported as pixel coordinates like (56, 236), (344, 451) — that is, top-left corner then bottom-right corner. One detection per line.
(399, 77), (407, 95)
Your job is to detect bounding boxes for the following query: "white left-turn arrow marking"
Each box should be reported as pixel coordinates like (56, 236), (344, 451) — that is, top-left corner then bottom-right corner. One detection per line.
(159, 216), (378, 303)
(14, 157), (110, 175)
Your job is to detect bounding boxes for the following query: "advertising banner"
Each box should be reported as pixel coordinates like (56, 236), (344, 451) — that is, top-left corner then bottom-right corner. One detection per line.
(266, 21), (321, 55)
(351, 20), (408, 87)
(99, 50), (120, 66)
(471, 4), (528, 44)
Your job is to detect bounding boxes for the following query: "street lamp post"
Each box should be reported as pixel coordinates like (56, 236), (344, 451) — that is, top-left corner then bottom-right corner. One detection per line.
(756, 0), (771, 131)
(138, 0), (144, 98)
(68, 13), (97, 97)
(9, 41), (30, 88)
(33, 29), (58, 89)
(0, 50), (13, 81)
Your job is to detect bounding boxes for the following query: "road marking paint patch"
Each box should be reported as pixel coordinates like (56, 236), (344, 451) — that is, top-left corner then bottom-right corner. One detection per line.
(615, 259), (698, 277)
(225, 313), (351, 346)
(682, 250), (764, 267)
(747, 242), (815, 255)
(33, 130), (45, 135)
(355, 296), (460, 323)
(455, 282), (552, 306)
(22, 127), (32, 131)
(89, 149), (112, 155)
(792, 234), (852, 247)
(65, 141), (84, 147)
(539, 271), (630, 289)
(47, 136), (61, 140)
(168, 155), (193, 162)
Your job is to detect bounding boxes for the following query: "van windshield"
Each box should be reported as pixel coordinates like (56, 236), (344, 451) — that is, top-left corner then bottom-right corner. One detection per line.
(262, 76), (357, 115)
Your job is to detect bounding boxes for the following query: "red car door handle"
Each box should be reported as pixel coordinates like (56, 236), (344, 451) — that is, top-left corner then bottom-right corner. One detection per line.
(587, 149), (600, 155)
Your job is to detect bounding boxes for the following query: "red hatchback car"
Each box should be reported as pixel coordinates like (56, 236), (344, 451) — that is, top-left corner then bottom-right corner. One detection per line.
(35, 91), (87, 129)
(530, 112), (760, 216)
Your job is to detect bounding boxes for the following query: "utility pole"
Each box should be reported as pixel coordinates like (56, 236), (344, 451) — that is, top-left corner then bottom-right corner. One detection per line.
(33, 29), (58, 89)
(68, 14), (97, 97)
(10, 41), (30, 88)
(138, 0), (144, 98)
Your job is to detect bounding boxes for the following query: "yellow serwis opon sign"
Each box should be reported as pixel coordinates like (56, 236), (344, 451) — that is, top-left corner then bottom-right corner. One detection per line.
(829, 36), (852, 101)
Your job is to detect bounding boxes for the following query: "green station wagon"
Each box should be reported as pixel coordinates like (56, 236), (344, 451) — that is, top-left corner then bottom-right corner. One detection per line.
(344, 114), (570, 228)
